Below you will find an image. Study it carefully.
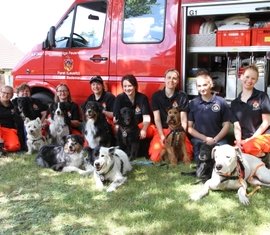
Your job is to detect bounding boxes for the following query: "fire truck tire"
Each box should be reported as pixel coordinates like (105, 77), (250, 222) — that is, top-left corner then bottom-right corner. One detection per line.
(32, 92), (54, 105)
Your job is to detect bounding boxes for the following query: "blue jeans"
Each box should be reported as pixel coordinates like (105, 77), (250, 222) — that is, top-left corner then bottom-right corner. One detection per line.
(191, 137), (228, 163)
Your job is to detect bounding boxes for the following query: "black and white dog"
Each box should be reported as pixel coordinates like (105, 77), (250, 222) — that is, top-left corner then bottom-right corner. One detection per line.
(116, 107), (140, 161)
(36, 134), (94, 174)
(83, 101), (114, 149)
(92, 146), (132, 192)
(48, 102), (70, 145)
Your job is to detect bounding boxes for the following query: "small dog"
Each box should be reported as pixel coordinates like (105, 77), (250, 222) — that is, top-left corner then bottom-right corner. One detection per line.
(48, 102), (70, 145)
(24, 117), (47, 154)
(116, 107), (140, 161)
(14, 97), (36, 120)
(92, 146), (132, 192)
(36, 134), (93, 174)
(190, 144), (270, 205)
(83, 101), (114, 149)
(160, 107), (189, 165)
(196, 143), (215, 182)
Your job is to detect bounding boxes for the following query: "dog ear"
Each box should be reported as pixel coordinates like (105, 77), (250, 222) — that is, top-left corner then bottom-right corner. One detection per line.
(36, 117), (41, 124)
(108, 146), (116, 156)
(211, 146), (218, 159)
(24, 117), (30, 124)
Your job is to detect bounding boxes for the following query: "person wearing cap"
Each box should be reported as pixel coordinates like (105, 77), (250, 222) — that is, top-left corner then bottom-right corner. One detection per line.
(81, 76), (115, 124)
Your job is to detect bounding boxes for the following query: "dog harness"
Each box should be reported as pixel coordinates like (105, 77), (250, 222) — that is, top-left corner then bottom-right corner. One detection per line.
(166, 128), (184, 147)
(30, 136), (46, 144)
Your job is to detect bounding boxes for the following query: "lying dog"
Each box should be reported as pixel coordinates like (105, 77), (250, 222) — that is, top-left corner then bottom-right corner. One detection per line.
(48, 102), (70, 145)
(116, 107), (140, 161)
(83, 101), (114, 149)
(25, 117), (47, 154)
(36, 134), (93, 174)
(196, 143), (215, 182)
(160, 107), (189, 165)
(190, 144), (270, 205)
(93, 146), (132, 192)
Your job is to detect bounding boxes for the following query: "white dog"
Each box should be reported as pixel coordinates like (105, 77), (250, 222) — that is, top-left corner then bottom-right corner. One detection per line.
(190, 144), (270, 205)
(93, 146), (132, 192)
(24, 117), (46, 154)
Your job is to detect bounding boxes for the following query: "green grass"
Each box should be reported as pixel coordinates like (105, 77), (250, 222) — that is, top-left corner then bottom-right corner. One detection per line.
(1, 154), (270, 235)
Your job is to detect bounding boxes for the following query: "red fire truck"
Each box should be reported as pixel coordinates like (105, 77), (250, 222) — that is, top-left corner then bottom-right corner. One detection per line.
(12, 0), (270, 104)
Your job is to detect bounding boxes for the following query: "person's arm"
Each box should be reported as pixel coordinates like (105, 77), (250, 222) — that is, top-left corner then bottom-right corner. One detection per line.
(103, 110), (114, 119)
(233, 121), (243, 148)
(252, 113), (270, 137)
(180, 111), (187, 131)
(153, 110), (165, 142)
(188, 120), (207, 141)
(140, 114), (151, 139)
(214, 121), (231, 143)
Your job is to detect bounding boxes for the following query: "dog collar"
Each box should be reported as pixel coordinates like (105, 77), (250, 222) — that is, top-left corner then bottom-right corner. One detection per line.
(98, 162), (115, 181)
(31, 137), (45, 144)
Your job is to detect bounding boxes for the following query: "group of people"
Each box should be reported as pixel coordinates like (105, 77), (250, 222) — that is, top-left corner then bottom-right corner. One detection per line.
(0, 64), (270, 165)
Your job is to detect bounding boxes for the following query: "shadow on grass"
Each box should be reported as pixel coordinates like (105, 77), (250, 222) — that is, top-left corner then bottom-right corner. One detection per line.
(0, 155), (270, 234)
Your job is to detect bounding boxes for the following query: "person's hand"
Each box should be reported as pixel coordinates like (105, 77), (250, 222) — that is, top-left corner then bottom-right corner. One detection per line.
(234, 139), (243, 149)
(140, 129), (146, 139)
(204, 136), (215, 145)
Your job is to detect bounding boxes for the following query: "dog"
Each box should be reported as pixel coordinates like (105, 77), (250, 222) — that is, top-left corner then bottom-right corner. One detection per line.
(160, 107), (189, 165)
(83, 101), (114, 149)
(196, 143), (215, 182)
(14, 97), (36, 120)
(190, 144), (270, 205)
(24, 117), (47, 154)
(48, 102), (70, 145)
(36, 134), (94, 174)
(116, 107), (140, 161)
(92, 146), (132, 192)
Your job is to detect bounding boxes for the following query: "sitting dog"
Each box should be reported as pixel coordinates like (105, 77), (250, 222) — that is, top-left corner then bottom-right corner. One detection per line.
(48, 102), (70, 145)
(116, 107), (140, 161)
(190, 144), (270, 205)
(14, 97), (36, 120)
(160, 107), (189, 165)
(196, 143), (215, 182)
(25, 117), (47, 154)
(83, 101), (114, 149)
(36, 134), (94, 174)
(92, 146), (132, 192)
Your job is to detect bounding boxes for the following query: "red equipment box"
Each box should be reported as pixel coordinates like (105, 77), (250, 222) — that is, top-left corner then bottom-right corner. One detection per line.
(251, 28), (270, 46)
(216, 29), (251, 47)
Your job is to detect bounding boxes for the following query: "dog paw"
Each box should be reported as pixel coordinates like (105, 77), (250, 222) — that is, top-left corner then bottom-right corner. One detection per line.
(239, 195), (250, 205)
(190, 192), (202, 201)
(26, 151), (32, 155)
(107, 186), (116, 192)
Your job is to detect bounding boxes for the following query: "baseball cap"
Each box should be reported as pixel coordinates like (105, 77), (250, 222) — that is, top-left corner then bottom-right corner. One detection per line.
(90, 76), (103, 85)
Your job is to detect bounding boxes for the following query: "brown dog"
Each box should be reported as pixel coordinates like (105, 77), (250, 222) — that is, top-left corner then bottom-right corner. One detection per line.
(160, 107), (189, 165)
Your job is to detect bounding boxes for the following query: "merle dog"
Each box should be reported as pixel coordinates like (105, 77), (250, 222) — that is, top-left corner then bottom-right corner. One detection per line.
(116, 107), (140, 161)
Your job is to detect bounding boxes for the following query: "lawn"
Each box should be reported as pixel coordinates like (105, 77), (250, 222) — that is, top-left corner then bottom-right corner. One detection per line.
(1, 153), (270, 235)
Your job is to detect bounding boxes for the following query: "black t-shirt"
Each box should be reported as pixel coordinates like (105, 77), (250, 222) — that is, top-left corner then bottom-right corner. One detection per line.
(231, 88), (270, 139)
(0, 101), (18, 128)
(152, 89), (189, 128)
(113, 92), (152, 124)
(82, 91), (115, 112)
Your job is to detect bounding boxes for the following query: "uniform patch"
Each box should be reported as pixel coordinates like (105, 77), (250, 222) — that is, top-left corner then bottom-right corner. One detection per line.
(211, 104), (220, 112)
(251, 100), (260, 110)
